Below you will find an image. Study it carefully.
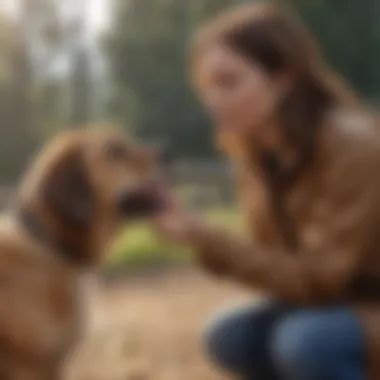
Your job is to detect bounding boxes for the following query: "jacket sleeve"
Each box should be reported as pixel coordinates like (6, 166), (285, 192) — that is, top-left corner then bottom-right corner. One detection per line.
(191, 139), (380, 304)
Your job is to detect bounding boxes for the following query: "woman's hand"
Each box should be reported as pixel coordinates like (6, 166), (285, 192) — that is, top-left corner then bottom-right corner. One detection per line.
(152, 191), (207, 245)
(152, 188), (232, 275)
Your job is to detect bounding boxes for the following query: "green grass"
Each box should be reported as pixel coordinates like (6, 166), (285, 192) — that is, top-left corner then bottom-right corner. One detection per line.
(106, 208), (241, 269)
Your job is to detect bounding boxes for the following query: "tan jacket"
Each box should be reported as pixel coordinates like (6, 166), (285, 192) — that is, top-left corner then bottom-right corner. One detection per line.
(192, 109), (380, 379)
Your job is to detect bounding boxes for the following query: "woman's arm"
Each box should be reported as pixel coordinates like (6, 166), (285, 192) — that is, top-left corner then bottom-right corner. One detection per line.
(190, 140), (380, 304)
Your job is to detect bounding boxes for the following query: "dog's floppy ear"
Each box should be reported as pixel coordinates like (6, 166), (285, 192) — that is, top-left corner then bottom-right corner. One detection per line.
(42, 147), (93, 227)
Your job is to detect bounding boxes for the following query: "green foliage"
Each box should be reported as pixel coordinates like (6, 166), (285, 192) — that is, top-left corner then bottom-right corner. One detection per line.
(291, 0), (380, 100)
(105, 0), (237, 158)
(0, 15), (38, 182)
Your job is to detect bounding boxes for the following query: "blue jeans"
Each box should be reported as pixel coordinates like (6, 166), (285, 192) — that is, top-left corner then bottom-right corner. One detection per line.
(204, 301), (365, 380)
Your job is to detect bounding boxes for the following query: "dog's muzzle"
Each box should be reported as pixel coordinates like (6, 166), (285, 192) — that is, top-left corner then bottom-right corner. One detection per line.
(117, 187), (166, 218)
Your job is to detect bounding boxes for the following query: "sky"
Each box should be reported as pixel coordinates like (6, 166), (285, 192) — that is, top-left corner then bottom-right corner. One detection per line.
(0, 0), (111, 36)
(88, 0), (110, 35)
(0, 0), (112, 78)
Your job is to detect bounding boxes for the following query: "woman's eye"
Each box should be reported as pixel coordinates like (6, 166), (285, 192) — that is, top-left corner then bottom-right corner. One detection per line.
(106, 142), (129, 162)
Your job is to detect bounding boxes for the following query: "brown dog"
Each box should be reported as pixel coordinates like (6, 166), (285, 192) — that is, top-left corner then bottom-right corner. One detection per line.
(0, 129), (165, 379)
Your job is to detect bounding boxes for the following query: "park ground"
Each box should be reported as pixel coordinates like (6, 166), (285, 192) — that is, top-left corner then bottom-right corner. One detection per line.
(66, 267), (256, 380)
(64, 206), (251, 380)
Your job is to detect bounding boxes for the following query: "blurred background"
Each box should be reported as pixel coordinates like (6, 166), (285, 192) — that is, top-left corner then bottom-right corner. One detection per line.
(1, 0), (379, 268)
(0, 1), (379, 379)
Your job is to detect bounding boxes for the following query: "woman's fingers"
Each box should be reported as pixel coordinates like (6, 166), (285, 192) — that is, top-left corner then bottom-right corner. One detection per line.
(152, 207), (203, 244)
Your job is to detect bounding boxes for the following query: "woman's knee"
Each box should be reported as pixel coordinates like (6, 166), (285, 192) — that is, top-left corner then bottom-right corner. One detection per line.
(271, 314), (328, 380)
(203, 300), (287, 372)
(271, 309), (364, 380)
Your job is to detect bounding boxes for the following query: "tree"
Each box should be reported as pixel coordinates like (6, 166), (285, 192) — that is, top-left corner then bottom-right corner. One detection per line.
(106, 0), (237, 158)
(69, 19), (91, 126)
(2, 0), (40, 182)
(0, 0), (67, 180)
(291, 0), (380, 101)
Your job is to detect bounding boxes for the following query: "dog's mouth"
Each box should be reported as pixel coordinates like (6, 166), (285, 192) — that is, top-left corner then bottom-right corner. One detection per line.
(117, 187), (167, 219)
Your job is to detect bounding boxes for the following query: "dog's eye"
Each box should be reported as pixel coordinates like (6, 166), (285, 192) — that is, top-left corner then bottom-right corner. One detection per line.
(106, 142), (129, 162)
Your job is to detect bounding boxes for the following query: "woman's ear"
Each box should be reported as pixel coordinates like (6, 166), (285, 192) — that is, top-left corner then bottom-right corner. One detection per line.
(41, 147), (94, 227)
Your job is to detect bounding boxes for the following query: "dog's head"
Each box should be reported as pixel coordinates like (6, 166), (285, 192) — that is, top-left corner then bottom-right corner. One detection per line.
(20, 129), (168, 229)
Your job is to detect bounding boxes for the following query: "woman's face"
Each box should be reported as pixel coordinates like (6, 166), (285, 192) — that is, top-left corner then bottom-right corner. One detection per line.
(195, 43), (283, 141)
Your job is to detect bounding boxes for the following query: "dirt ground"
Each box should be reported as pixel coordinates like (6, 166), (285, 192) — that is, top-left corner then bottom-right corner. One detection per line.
(66, 267), (256, 380)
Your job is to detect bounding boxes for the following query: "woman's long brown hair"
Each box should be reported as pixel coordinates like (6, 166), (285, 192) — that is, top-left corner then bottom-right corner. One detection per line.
(192, 2), (359, 171)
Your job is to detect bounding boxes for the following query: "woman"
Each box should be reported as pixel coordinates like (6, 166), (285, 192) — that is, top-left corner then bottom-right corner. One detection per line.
(153, 3), (380, 380)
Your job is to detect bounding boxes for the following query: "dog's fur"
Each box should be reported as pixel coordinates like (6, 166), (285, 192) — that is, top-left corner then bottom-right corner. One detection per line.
(0, 129), (164, 379)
